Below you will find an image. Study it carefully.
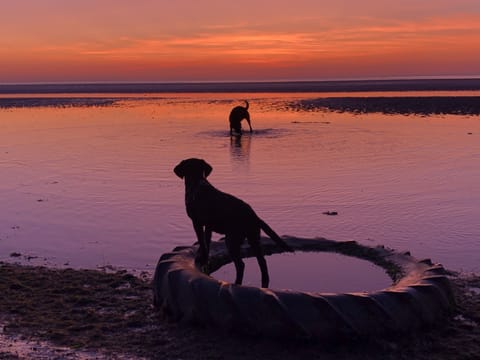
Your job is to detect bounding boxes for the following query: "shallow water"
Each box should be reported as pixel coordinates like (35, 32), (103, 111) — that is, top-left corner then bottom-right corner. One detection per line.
(1, 93), (479, 287)
(212, 251), (392, 293)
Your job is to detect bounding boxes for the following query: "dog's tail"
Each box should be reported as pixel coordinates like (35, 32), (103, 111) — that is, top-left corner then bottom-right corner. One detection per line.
(259, 219), (294, 252)
(244, 100), (249, 110)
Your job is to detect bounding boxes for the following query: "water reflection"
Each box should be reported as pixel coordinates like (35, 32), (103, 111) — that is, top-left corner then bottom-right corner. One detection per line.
(212, 251), (392, 293)
(1, 94), (480, 274)
(229, 134), (252, 167)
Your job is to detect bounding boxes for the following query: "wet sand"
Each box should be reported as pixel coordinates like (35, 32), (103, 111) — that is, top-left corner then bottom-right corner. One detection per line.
(289, 96), (480, 115)
(1, 262), (479, 360)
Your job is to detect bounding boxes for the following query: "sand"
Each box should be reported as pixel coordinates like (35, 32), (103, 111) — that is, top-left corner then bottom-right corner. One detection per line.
(1, 262), (479, 360)
(289, 96), (480, 115)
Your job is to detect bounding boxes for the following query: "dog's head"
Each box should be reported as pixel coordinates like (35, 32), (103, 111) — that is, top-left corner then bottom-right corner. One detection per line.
(174, 158), (212, 180)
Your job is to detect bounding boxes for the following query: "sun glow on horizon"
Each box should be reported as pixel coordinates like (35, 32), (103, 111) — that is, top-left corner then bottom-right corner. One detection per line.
(1, 1), (480, 82)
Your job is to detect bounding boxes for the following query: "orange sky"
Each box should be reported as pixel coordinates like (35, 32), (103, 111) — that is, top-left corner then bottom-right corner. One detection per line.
(1, 0), (480, 83)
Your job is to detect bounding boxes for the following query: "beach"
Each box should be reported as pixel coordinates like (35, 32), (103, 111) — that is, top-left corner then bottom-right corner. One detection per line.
(0, 262), (480, 359)
(1, 80), (480, 357)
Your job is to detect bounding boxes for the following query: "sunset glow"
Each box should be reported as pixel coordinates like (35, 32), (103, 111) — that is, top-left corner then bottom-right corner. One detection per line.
(1, 0), (480, 82)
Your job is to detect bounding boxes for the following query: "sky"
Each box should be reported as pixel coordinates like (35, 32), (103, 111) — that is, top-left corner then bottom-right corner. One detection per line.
(1, 0), (480, 83)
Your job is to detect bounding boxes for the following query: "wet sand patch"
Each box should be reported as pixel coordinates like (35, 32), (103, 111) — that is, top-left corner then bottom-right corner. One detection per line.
(290, 96), (480, 115)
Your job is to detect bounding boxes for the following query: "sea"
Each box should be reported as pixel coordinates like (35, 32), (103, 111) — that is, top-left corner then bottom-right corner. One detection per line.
(1, 79), (479, 292)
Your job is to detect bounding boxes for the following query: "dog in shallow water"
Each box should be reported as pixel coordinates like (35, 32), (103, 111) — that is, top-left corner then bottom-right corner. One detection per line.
(174, 158), (292, 288)
(229, 100), (252, 136)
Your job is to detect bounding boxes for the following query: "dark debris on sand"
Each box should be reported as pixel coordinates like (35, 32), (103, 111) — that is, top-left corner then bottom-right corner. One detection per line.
(290, 96), (480, 116)
(0, 98), (118, 109)
(0, 262), (479, 359)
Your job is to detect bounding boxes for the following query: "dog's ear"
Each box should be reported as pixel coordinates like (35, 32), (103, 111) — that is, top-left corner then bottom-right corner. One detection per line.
(202, 159), (212, 177)
(173, 161), (185, 178)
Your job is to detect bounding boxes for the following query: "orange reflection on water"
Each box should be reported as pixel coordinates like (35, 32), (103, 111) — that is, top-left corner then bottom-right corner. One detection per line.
(1, 94), (480, 283)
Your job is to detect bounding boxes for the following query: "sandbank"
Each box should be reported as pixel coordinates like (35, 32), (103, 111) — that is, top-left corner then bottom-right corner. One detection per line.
(0, 262), (479, 359)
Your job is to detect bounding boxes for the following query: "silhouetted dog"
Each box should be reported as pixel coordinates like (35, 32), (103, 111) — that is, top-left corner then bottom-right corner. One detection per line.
(174, 158), (292, 288)
(229, 100), (252, 136)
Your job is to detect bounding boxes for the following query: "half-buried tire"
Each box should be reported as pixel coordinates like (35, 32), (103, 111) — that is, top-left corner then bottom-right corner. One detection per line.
(153, 237), (454, 340)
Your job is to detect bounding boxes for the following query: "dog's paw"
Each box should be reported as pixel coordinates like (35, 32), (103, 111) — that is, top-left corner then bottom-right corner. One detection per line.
(195, 259), (209, 273)
(195, 252), (208, 267)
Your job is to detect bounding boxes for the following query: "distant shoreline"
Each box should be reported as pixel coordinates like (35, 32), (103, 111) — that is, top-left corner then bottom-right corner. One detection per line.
(2, 78), (480, 94)
(2, 94), (480, 116)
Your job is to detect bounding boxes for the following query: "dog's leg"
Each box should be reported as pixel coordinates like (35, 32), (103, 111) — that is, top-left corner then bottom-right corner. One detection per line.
(245, 115), (253, 133)
(193, 222), (208, 265)
(225, 235), (245, 285)
(205, 226), (212, 254)
(247, 231), (269, 288)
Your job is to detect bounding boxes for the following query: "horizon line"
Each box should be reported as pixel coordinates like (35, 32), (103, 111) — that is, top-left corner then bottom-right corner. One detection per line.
(2, 75), (480, 86)
(2, 77), (480, 95)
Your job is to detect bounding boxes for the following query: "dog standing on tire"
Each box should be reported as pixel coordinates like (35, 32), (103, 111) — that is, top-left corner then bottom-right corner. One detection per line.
(174, 158), (292, 288)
